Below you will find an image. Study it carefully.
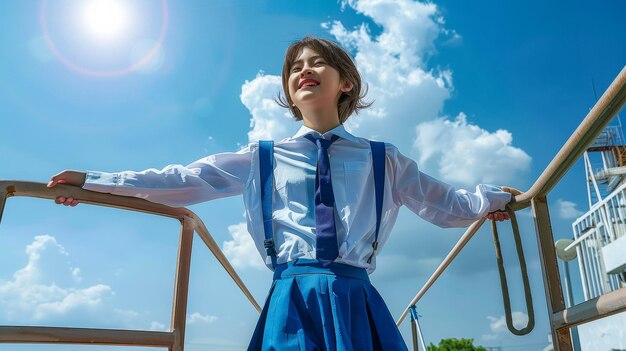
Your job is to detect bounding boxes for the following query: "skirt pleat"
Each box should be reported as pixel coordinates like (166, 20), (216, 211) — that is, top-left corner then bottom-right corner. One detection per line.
(247, 259), (407, 351)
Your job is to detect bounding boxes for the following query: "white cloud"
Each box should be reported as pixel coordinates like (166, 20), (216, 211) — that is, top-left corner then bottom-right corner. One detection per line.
(240, 72), (300, 142)
(0, 235), (112, 322)
(114, 308), (140, 319)
(33, 284), (111, 319)
(222, 223), (266, 270)
(187, 312), (218, 325)
(487, 312), (529, 334)
(333, 0), (529, 188)
(238, 0), (530, 187)
(235, 0), (532, 278)
(556, 199), (584, 219)
(150, 321), (167, 331)
(414, 113), (531, 186)
(329, 0), (452, 149)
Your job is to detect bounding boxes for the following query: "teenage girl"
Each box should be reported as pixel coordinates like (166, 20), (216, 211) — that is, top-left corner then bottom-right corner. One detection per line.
(48, 36), (521, 350)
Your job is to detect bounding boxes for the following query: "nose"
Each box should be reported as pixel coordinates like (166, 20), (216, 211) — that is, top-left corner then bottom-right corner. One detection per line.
(300, 67), (313, 77)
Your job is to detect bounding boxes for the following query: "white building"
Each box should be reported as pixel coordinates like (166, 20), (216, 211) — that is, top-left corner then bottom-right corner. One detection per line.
(568, 124), (626, 351)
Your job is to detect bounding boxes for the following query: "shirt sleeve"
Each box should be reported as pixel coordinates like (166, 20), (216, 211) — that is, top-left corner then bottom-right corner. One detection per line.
(81, 143), (256, 207)
(389, 144), (512, 228)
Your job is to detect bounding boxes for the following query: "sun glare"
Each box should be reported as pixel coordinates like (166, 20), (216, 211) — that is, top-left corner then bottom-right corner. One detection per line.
(41, 0), (169, 76)
(81, 0), (131, 40)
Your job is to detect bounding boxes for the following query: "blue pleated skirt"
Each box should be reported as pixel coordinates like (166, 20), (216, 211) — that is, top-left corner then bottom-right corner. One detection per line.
(248, 259), (408, 350)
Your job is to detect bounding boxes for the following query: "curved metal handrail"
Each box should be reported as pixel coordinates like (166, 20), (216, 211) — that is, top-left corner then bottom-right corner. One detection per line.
(514, 64), (626, 206)
(490, 205), (534, 335)
(396, 64), (626, 333)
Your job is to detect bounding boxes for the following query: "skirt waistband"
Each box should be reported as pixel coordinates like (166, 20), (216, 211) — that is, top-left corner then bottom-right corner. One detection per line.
(273, 258), (370, 282)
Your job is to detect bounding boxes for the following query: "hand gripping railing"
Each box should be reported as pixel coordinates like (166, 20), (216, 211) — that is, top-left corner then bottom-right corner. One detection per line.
(396, 64), (626, 351)
(0, 181), (261, 351)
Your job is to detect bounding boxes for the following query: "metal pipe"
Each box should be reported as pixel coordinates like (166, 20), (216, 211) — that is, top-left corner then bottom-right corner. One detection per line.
(395, 66), (626, 333)
(396, 219), (485, 326)
(553, 287), (626, 328)
(513, 65), (626, 206)
(0, 326), (174, 347)
(532, 196), (572, 350)
(0, 181), (260, 312)
(189, 212), (262, 313)
(170, 216), (195, 351)
(0, 180), (261, 348)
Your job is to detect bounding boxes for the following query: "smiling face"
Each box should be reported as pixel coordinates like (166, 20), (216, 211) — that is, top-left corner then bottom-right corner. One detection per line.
(279, 36), (367, 124)
(287, 47), (351, 116)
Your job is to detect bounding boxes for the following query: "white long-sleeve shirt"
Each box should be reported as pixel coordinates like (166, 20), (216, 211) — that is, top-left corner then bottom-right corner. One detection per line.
(83, 124), (512, 273)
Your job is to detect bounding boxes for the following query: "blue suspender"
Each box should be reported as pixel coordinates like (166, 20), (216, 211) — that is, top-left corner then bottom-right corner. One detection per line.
(258, 139), (386, 268)
(368, 141), (385, 264)
(259, 140), (277, 269)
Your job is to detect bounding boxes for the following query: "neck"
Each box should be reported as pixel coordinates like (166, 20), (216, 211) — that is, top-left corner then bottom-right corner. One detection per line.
(301, 108), (341, 134)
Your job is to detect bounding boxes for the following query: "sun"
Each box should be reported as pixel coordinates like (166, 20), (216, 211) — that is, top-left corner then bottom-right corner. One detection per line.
(81, 0), (131, 40)
(40, 0), (169, 77)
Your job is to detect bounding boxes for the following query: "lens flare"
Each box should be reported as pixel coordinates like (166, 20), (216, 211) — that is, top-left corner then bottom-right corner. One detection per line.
(81, 0), (130, 40)
(40, 0), (169, 77)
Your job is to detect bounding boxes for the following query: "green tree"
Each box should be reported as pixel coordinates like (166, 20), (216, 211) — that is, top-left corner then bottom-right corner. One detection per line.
(426, 338), (488, 351)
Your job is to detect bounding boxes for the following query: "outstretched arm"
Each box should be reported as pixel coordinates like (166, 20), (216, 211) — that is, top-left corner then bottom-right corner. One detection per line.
(48, 144), (256, 207)
(390, 144), (516, 228)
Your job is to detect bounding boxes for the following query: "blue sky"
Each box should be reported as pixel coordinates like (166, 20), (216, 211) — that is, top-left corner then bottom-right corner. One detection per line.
(1, 0), (625, 350)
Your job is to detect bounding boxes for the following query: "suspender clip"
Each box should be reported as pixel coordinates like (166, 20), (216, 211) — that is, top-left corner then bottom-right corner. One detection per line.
(366, 241), (379, 264)
(264, 239), (276, 256)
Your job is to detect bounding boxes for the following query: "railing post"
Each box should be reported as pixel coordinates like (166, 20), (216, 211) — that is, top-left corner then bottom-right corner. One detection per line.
(170, 216), (195, 351)
(0, 185), (12, 224)
(531, 196), (573, 351)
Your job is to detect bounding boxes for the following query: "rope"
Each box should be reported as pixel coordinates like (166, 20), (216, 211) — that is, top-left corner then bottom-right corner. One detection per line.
(491, 204), (535, 335)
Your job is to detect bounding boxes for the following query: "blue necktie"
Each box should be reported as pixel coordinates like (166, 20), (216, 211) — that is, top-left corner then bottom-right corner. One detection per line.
(304, 133), (340, 266)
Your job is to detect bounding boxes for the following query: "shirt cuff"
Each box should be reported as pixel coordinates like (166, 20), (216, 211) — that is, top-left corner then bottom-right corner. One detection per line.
(480, 183), (512, 212)
(82, 171), (121, 192)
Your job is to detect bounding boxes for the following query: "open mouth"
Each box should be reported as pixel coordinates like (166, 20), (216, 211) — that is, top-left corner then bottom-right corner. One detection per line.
(298, 79), (320, 89)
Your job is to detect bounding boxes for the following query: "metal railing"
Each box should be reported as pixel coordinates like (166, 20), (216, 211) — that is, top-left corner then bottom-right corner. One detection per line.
(396, 64), (626, 351)
(1, 65), (625, 351)
(0, 181), (261, 351)
(571, 183), (626, 300)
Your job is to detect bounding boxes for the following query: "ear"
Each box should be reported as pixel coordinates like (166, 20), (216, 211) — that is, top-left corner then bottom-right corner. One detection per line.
(341, 80), (353, 93)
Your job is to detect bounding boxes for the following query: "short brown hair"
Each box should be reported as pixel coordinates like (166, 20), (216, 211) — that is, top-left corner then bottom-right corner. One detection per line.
(277, 36), (372, 123)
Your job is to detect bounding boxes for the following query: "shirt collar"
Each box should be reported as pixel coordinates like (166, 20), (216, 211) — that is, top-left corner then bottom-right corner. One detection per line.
(291, 124), (359, 143)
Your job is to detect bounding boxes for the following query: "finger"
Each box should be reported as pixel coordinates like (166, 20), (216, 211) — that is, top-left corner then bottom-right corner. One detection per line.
(47, 178), (58, 187)
(70, 199), (79, 206)
(63, 197), (74, 206)
(55, 196), (64, 204)
(501, 186), (521, 195)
